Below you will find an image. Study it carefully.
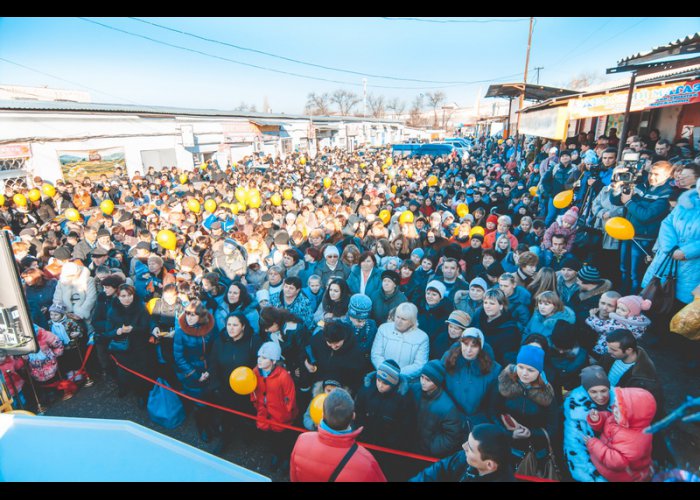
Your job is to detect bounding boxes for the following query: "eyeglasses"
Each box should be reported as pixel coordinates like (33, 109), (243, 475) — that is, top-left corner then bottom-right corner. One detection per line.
(326, 255), (339, 259)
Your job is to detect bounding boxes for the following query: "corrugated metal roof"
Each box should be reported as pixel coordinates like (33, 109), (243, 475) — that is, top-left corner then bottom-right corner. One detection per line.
(618, 32), (700, 66)
(0, 99), (400, 124)
(582, 63), (700, 93)
(485, 83), (577, 102)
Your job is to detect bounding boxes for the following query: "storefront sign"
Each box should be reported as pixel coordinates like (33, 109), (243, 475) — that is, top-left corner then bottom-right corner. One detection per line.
(568, 79), (700, 119)
(519, 106), (569, 140)
(0, 143), (31, 159)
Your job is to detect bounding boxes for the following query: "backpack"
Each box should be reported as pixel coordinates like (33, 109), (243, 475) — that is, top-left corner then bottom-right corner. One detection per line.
(147, 378), (185, 429)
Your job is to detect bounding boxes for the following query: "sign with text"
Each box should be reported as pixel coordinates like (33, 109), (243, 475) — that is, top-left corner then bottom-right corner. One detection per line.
(519, 106), (569, 140)
(0, 143), (31, 159)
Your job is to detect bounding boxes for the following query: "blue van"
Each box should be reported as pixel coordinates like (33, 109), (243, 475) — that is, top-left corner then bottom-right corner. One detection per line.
(410, 143), (461, 158)
(391, 143), (422, 157)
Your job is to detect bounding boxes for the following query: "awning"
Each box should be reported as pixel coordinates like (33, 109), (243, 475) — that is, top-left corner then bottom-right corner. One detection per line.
(618, 32), (700, 67)
(485, 83), (578, 102)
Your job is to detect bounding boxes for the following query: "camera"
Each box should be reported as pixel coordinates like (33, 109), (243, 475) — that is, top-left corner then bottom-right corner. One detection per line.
(612, 152), (645, 194)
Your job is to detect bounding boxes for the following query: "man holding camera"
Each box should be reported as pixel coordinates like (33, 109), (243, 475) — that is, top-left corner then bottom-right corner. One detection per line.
(613, 161), (674, 295)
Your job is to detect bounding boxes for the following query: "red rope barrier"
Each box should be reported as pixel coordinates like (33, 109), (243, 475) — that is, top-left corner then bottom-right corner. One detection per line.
(109, 355), (558, 481)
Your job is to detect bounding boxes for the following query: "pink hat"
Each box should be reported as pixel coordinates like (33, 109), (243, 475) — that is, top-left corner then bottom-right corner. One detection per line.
(562, 206), (579, 225)
(617, 295), (652, 316)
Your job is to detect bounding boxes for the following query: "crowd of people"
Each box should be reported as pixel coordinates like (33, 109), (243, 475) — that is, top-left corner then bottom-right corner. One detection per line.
(1, 128), (699, 482)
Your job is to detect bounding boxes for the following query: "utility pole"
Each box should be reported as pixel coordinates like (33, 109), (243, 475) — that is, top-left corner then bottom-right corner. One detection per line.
(362, 78), (367, 118)
(533, 66), (543, 85)
(514, 16), (534, 159)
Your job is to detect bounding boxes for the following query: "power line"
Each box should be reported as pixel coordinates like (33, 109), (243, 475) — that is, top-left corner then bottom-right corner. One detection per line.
(380, 17), (529, 24)
(78, 18), (524, 91)
(129, 17), (479, 85)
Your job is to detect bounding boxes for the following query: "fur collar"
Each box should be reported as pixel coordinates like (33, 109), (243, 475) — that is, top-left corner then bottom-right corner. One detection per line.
(498, 365), (554, 407)
(578, 279), (612, 302)
(178, 312), (215, 337)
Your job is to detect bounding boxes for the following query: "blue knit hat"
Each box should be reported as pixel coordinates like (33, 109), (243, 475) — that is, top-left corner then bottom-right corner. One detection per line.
(348, 293), (372, 320)
(411, 247), (425, 259)
(516, 345), (544, 374)
(377, 359), (401, 387)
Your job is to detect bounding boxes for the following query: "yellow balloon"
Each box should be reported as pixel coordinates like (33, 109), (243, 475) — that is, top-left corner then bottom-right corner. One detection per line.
(229, 366), (257, 395)
(378, 209), (391, 225)
(529, 186), (538, 197)
(199, 162), (207, 170)
(399, 211), (414, 224)
(0, 194), (4, 207)
(219, 202), (229, 210)
(247, 196), (261, 209)
(204, 199), (217, 213)
(156, 229), (177, 250)
(236, 201), (246, 213)
(42, 184), (56, 197)
(179, 174), (188, 184)
(453, 225), (461, 236)
(300, 156), (307, 165)
(470, 226), (485, 238)
(28, 189), (41, 202)
(100, 199), (114, 215)
(64, 208), (80, 222)
(146, 297), (158, 315)
(283, 188), (293, 200)
(246, 188), (260, 203)
(360, 162), (367, 169)
(230, 203), (240, 215)
(553, 190), (574, 209)
(456, 203), (469, 218)
(270, 194), (282, 207)
(323, 177), (332, 189)
(390, 185), (397, 194)
(427, 175), (438, 187)
(406, 168), (413, 179)
(386, 156), (393, 166)
(605, 217), (635, 241)
(13, 193), (27, 207)
(187, 199), (201, 213)
(235, 187), (247, 203)
(309, 393), (328, 426)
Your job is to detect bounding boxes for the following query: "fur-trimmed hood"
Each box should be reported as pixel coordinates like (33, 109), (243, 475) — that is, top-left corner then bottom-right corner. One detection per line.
(498, 364), (554, 407)
(177, 311), (215, 337)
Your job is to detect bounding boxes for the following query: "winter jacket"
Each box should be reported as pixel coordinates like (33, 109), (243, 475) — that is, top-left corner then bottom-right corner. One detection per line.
(214, 296), (260, 335)
(354, 371), (416, 449)
(614, 179), (673, 240)
(367, 288), (407, 325)
(569, 279), (612, 325)
(25, 280), (57, 329)
(53, 265), (97, 322)
(102, 297), (152, 373)
(604, 313), (651, 340)
(591, 186), (625, 250)
(522, 306), (576, 344)
(306, 326), (366, 393)
(314, 259), (350, 287)
(411, 384), (465, 458)
(563, 386), (611, 482)
(489, 364), (558, 455)
(72, 238), (97, 264)
(270, 291), (315, 333)
(597, 347), (663, 418)
(282, 259), (306, 280)
(501, 252), (518, 273)
(370, 322), (429, 381)
(0, 355), (25, 396)
(587, 387), (656, 482)
(548, 347), (589, 400)
(301, 286), (323, 313)
(410, 268), (435, 302)
(251, 364), (298, 432)
(556, 275), (580, 306)
(642, 188), (700, 304)
(454, 294), (482, 320)
(540, 162), (575, 198)
(347, 265), (382, 298)
(441, 342), (501, 426)
(133, 261), (170, 302)
(470, 308), (519, 366)
(542, 218), (578, 253)
(498, 285), (531, 331)
(25, 326), (64, 382)
(482, 230), (518, 251)
(290, 426), (387, 482)
(211, 248), (247, 283)
(263, 321), (311, 385)
(416, 297), (453, 357)
(342, 317), (377, 374)
(173, 312), (216, 398)
(409, 448), (515, 482)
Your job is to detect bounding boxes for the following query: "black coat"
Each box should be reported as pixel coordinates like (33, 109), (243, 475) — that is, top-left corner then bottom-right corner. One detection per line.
(548, 347), (589, 403)
(470, 308), (520, 366)
(416, 297), (454, 360)
(210, 327), (262, 412)
(354, 372), (416, 449)
(103, 297), (153, 374)
(409, 449), (515, 482)
(307, 328), (366, 394)
(410, 384), (465, 458)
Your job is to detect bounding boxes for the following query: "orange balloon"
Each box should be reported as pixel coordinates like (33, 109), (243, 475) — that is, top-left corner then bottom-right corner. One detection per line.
(427, 175), (438, 187)
(456, 203), (469, 218)
(309, 393), (327, 426)
(553, 190), (574, 209)
(605, 217), (635, 241)
(529, 186), (538, 197)
(229, 366), (257, 395)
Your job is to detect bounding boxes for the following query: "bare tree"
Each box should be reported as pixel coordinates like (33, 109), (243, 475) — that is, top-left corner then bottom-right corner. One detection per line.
(330, 89), (361, 116)
(564, 71), (603, 90)
(407, 94), (427, 128)
(367, 93), (386, 118)
(305, 92), (332, 116)
(441, 106), (456, 130)
(425, 91), (446, 128)
(386, 97), (406, 120)
(234, 101), (257, 112)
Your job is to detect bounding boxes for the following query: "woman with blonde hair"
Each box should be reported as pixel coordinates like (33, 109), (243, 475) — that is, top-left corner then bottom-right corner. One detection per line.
(522, 290), (575, 342)
(526, 267), (559, 307)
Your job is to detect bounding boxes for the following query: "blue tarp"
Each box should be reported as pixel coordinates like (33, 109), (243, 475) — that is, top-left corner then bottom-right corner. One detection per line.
(0, 414), (269, 482)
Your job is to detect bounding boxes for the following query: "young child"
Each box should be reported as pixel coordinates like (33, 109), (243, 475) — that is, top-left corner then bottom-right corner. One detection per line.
(585, 387), (656, 482)
(24, 324), (67, 405)
(252, 341), (298, 469)
(48, 302), (88, 379)
(0, 353), (26, 408)
(301, 275), (324, 313)
(606, 295), (652, 339)
(302, 379), (343, 430)
(542, 206), (579, 253)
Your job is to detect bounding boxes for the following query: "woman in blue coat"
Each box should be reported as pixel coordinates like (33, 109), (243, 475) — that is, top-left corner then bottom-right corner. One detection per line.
(442, 328), (501, 429)
(347, 251), (383, 298)
(214, 281), (260, 334)
(173, 300), (217, 442)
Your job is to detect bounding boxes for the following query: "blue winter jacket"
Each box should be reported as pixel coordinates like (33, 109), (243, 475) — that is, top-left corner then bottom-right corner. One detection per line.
(494, 284), (531, 330)
(614, 179), (673, 240)
(173, 312), (216, 398)
(213, 296), (260, 335)
(522, 306), (576, 344)
(642, 188), (700, 304)
(346, 265), (382, 298)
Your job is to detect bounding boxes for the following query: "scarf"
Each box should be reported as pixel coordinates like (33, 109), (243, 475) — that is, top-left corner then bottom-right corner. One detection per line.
(50, 320), (70, 346)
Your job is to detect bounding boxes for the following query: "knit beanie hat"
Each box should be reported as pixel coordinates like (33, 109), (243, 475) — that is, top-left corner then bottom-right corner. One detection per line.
(486, 214), (499, 225)
(256, 289), (270, 303)
(617, 295), (652, 317)
(324, 245), (340, 258)
(562, 206), (579, 226)
(516, 344), (544, 374)
(421, 360), (446, 387)
(577, 265), (602, 284)
(348, 293), (372, 319)
(49, 302), (67, 315)
(560, 256), (582, 272)
(446, 310), (470, 330)
(470, 277), (488, 291)
(411, 247), (425, 260)
(460, 327), (485, 347)
(486, 261), (505, 278)
(470, 233), (484, 242)
(381, 270), (401, 287)
(377, 359), (401, 387)
(580, 365), (610, 391)
(258, 341), (282, 362)
(426, 280), (447, 298)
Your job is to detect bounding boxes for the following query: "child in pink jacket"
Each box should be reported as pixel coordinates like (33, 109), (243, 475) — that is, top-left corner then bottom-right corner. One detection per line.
(542, 206), (580, 253)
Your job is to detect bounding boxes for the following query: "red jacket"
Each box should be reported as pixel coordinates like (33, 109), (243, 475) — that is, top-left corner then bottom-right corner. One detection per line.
(290, 426), (387, 482)
(587, 387), (656, 482)
(251, 365), (297, 432)
(482, 230), (518, 250)
(0, 355), (25, 396)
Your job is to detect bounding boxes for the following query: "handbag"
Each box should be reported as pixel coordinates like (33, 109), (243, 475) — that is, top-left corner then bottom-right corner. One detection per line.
(670, 295), (700, 341)
(641, 247), (677, 315)
(147, 378), (185, 429)
(108, 337), (130, 353)
(515, 429), (561, 481)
